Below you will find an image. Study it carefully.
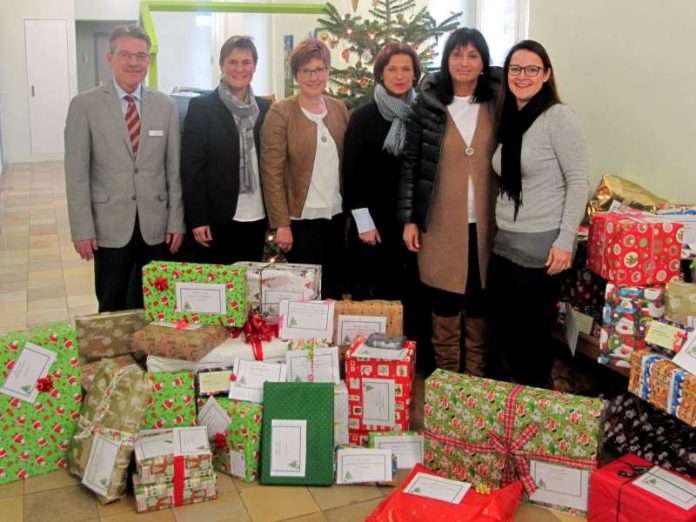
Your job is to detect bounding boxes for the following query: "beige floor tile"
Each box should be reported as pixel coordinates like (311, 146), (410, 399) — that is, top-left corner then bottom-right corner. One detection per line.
(69, 305), (99, 320)
(0, 280), (28, 293)
(24, 469), (79, 493)
(0, 302), (28, 316)
(308, 484), (383, 511)
(515, 504), (585, 521)
(0, 322), (28, 334)
(28, 277), (64, 289)
(29, 235), (59, 249)
(322, 498), (383, 521)
(28, 286), (66, 300)
(27, 297), (68, 312)
(101, 507), (175, 521)
(61, 258), (92, 269)
(67, 294), (98, 307)
(28, 269), (63, 281)
(282, 514), (327, 522)
(232, 477), (259, 490)
(29, 259), (61, 272)
(0, 495), (22, 521)
(0, 479), (22, 499)
(173, 491), (250, 522)
(240, 486), (320, 522)
(24, 484), (99, 522)
(97, 495), (135, 517)
(0, 291), (26, 303)
(215, 472), (236, 493)
(27, 308), (69, 326)
(0, 271), (28, 283)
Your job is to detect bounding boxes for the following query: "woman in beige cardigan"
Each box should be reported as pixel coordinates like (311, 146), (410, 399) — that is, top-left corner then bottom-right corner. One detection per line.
(260, 39), (349, 299)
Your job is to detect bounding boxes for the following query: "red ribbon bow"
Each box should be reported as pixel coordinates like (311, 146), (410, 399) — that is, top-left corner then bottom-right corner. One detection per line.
(36, 377), (53, 392)
(154, 276), (169, 291)
(174, 319), (189, 330)
(232, 311), (278, 360)
(214, 432), (228, 449)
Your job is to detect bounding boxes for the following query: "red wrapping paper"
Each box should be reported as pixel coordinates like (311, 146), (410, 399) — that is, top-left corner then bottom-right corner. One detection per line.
(588, 454), (696, 522)
(367, 464), (522, 522)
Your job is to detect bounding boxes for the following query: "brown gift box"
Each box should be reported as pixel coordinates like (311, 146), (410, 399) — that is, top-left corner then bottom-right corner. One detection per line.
(332, 300), (403, 346)
(75, 309), (148, 362)
(130, 323), (229, 362)
(80, 353), (141, 391)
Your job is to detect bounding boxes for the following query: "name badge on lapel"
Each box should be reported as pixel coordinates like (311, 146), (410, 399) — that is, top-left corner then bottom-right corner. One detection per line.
(148, 130), (164, 137)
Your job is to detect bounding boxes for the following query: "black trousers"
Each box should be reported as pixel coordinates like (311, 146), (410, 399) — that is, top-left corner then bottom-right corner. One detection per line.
(94, 219), (165, 313)
(487, 253), (564, 388)
(284, 214), (346, 300)
(195, 219), (267, 265)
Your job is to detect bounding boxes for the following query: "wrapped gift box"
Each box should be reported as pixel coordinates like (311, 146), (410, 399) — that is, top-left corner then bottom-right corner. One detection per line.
(334, 381), (349, 447)
(602, 393), (696, 478)
(367, 464), (523, 522)
(423, 369), (605, 512)
(599, 283), (665, 368)
(130, 323), (228, 362)
(559, 267), (607, 321)
(137, 452), (213, 484)
(260, 382), (334, 485)
(141, 371), (197, 430)
(628, 350), (696, 428)
(345, 336), (416, 436)
(75, 309), (148, 362)
(0, 324), (82, 485)
(133, 474), (217, 513)
(68, 359), (152, 503)
(588, 454), (696, 522)
(198, 335), (288, 364)
(232, 261), (321, 323)
(585, 175), (668, 225)
(142, 261), (247, 326)
(666, 280), (696, 325)
(588, 211), (683, 286)
(332, 300), (403, 346)
(80, 354), (141, 390)
(198, 397), (263, 483)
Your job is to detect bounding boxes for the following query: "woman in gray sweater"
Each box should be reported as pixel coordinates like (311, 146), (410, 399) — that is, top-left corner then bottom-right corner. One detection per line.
(488, 40), (588, 387)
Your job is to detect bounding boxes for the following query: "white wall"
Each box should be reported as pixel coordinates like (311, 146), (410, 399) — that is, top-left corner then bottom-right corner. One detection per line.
(0, 0), (77, 164)
(74, 0), (139, 21)
(528, 0), (696, 203)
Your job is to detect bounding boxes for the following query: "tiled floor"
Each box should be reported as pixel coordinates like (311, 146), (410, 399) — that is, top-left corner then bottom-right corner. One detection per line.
(0, 162), (585, 521)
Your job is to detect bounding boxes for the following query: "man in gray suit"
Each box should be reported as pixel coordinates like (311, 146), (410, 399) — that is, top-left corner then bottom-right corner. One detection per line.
(65, 25), (185, 312)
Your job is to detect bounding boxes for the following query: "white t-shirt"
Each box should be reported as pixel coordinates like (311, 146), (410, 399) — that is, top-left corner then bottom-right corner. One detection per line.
(296, 108), (342, 220)
(447, 95), (480, 224)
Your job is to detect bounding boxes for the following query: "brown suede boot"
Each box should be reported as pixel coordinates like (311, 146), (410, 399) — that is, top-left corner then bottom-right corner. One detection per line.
(464, 317), (489, 377)
(431, 313), (461, 372)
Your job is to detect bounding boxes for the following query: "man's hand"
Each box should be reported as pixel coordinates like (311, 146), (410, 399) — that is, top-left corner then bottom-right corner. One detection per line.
(166, 232), (184, 254)
(275, 226), (293, 252)
(192, 226), (213, 248)
(359, 228), (382, 246)
(73, 238), (98, 261)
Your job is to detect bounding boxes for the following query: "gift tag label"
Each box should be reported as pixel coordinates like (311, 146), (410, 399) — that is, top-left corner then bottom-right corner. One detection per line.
(197, 397), (232, 438)
(278, 300), (334, 340)
(82, 435), (120, 496)
(229, 358), (287, 403)
(198, 370), (233, 395)
(0, 342), (57, 404)
(362, 378), (396, 427)
(403, 472), (470, 504)
(646, 321), (689, 351)
(337, 315), (386, 345)
(528, 461), (589, 511)
(135, 432), (174, 460)
(285, 347), (340, 384)
(372, 434), (424, 469)
(336, 448), (392, 484)
(175, 282), (227, 314)
(270, 419), (307, 477)
(172, 426), (210, 455)
(572, 310), (594, 336)
(229, 450), (246, 479)
(633, 466), (696, 510)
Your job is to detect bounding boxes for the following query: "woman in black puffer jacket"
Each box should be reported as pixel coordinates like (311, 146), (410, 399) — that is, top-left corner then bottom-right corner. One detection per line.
(397, 28), (499, 377)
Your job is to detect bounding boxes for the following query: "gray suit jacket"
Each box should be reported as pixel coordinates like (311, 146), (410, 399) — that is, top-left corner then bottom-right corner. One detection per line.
(64, 82), (185, 248)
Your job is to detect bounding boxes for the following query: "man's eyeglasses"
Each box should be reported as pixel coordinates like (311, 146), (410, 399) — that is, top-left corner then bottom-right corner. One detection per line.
(298, 67), (327, 79)
(116, 51), (151, 63)
(508, 65), (544, 77)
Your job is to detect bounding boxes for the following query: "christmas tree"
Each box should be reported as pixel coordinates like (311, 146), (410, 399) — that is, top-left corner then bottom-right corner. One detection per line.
(317, 0), (461, 108)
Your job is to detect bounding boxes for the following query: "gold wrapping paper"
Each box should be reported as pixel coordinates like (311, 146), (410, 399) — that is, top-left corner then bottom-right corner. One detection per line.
(79, 354), (141, 391)
(665, 281), (696, 324)
(332, 300), (403, 345)
(130, 324), (229, 362)
(586, 174), (669, 223)
(75, 309), (148, 362)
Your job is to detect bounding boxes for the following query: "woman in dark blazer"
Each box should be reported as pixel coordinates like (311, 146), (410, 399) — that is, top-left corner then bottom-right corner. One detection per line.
(181, 35), (271, 263)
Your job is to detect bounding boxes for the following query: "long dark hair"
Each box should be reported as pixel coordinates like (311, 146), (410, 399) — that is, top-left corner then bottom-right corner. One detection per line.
(495, 40), (561, 126)
(436, 28), (494, 105)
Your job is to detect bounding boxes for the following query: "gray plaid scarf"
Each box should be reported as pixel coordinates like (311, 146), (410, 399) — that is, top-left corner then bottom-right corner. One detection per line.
(373, 83), (416, 156)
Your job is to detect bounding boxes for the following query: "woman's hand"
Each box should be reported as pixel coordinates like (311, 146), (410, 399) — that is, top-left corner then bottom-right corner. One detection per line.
(192, 226), (212, 247)
(275, 226), (293, 252)
(359, 228), (382, 246)
(403, 223), (420, 252)
(545, 246), (572, 275)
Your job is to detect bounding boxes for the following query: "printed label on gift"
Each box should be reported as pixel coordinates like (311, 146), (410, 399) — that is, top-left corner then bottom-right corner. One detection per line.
(362, 378), (396, 427)
(528, 461), (589, 511)
(229, 358), (287, 403)
(263, 290), (305, 310)
(285, 347), (340, 384)
(279, 300), (334, 340)
(646, 321), (689, 352)
(0, 342), (57, 403)
(197, 397), (232, 438)
(633, 466), (696, 510)
(270, 419), (307, 477)
(172, 426), (210, 455)
(82, 435), (120, 496)
(336, 448), (393, 484)
(135, 432), (174, 460)
(572, 310), (594, 336)
(229, 450), (246, 479)
(671, 331), (696, 376)
(403, 472), (471, 504)
(175, 282), (227, 314)
(337, 315), (386, 345)
(198, 370), (233, 396)
(372, 434), (424, 469)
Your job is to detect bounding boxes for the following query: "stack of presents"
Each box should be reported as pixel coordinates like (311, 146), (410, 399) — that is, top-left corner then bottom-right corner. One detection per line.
(2, 177), (696, 519)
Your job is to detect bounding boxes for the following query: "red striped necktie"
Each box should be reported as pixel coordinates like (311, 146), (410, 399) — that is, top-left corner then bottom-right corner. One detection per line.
(124, 94), (140, 155)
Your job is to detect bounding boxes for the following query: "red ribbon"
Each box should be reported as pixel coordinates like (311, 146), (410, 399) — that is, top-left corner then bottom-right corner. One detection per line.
(174, 319), (189, 330)
(423, 385), (597, 495)
(36, 377), (53, 392)
(231, 311), (278, 360)
(154, 276), (169, 291)
(173, 455), (185, 507)
(214, 432), (227, 449)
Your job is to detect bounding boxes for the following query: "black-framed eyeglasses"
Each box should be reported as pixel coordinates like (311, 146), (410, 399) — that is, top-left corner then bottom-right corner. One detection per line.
(508, 65), (544, 77)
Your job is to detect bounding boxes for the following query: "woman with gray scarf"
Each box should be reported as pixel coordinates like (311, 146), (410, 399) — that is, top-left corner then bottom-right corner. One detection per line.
(181, 35), (271, 263)
(343, 43), (422, 302)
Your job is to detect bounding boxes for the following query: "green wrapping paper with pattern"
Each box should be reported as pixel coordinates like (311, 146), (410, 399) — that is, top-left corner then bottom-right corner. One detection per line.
(423, 370), (605, 512)
(0, 324), (81, 485)
(133, 474), (217, 512)
(197, 397), (263, 482)
(142, 261), (247, 326)
(141, 372), (197, 430)
(68, 359), (152, 503)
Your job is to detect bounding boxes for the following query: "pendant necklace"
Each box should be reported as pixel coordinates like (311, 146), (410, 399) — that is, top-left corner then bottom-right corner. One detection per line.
(465, 146), (475, 156)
